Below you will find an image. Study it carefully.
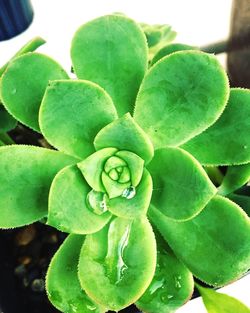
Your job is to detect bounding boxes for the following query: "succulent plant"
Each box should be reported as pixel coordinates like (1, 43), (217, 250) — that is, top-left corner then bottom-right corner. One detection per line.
(0, 14), (250, 313)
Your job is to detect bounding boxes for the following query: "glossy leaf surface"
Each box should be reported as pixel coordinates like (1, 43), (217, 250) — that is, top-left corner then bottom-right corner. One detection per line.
(149, 196), (250, 286)
(108, 169), (152, 219)
(219, 163), (250, 195)
(94, 113), (154, 164)
(197, 284), (250, 313)
(136, 234), (194, 313)
(0, 145), (76, 228)
(48, 165), (111, 234)
(71, 15), (148, 116)
(40, 80), (117, 159)
(1, 53), (68, 132)
(46, 234), (105, 313)
(134, 51), (229, 148)
(78, 217), (156, 311)
(182, 88), (250, 165)
(147, 147), (216, 220)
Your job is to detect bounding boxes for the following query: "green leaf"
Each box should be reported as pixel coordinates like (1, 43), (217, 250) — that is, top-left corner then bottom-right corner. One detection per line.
(182, 88), (250, 165)
(48, 165), (112, 234)
(39, 80), (118, 159)
(94, 113), (154, 164)
(136, 233), (194, 313)
(134, 51), (229, 149)
(227, 193), (250, 216)
(196, 284), (250, 313)
(108, 169), (152, 219)
(102, 171), (130, 199)
(78, 217), (157, 311)
(46, 234), (105, 313)
(0, 53), (68, 132)
(71, 15), (148, 116)
(115, 150), (144, 187)
(149, 195), (250, 286)
(0, 37), (46, 77)
(0, 105), (17, 132)
(151, 43), (197, 65)
(218, 163), (250, 195)
(77, 148), (117, 192)
(147, 147), (216, 221)
(0, 145), (76, 228)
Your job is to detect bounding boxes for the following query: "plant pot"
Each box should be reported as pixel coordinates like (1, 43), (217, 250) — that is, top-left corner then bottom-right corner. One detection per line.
(0, 0), (34, 41)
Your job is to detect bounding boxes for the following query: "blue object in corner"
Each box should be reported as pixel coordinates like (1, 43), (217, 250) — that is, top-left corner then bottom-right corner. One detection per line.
(0, 0), (33, 41)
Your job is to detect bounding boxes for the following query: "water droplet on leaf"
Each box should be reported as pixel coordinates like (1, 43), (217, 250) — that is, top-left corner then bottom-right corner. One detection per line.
(122, 186), (136, 199)
(86, 190), (108, 215)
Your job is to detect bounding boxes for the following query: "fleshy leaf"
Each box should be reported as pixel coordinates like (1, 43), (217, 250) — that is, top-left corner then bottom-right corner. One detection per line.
(227, 193), (250, 216)
(71, 14), (148, 116)
(78, 217), (157, 311)
(136, 233), (194, 313)
(94, 113), (154, 164)
(151, 43), (197, 65)
(77, 148), (117, 192)
(39, 80), (117, 159)
(0, 145), (76, 228)
(182, 88), (250, 165)
(101, 171), (130, 198)
(0, 36), (46, 77)
(108, 169), (152, 219)
(0, 53), (68, 132)
(46, 234), (105, 313)
(149, 195), (250, 286)
(147, 147), (216, 221)
(218, 163), (250, 195)
(134, 51), (229, 148)
(196, 284), (250, 313)
(0, 105), (17, 132)
(116, 150), (144, 187)
(48, 165), (112, 234)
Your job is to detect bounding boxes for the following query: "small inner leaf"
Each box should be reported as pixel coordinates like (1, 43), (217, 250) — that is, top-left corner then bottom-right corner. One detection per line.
(0, 53), (69, 132)
(134, 51), (229, 149)
(46, 234), (105, 313)
(48, 165), (111, 234)
(94, 113), (154, 164)
(108, 169), (153, 219)
(116, 150), (144, 187)
(196, 283), (250, 313)
(182, 88), (250, 165)
(77, 148), (117, 192)
(102, 171), (130, 198)
(78, 217), (157, 311)
(71, 14), (148, 116)
(39, 80), (117, 159)
(147, 147), (216, 221)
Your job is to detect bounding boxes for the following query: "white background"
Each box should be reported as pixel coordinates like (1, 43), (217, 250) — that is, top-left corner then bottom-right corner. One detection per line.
(1, 0), (250, 312)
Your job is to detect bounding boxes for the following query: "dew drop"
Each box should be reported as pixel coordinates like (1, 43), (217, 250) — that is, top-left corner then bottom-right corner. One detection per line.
(174, 275), (182, 289)
(160, 293), (173, 303)
(122, 186), (136, 199)
(86, 190), (108, 215)
(243, 145), (248, 149)
(11, 88), (17, 94)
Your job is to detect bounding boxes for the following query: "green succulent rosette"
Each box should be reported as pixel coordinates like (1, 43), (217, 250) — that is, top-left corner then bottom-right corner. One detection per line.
(0, 14), (250, 313)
